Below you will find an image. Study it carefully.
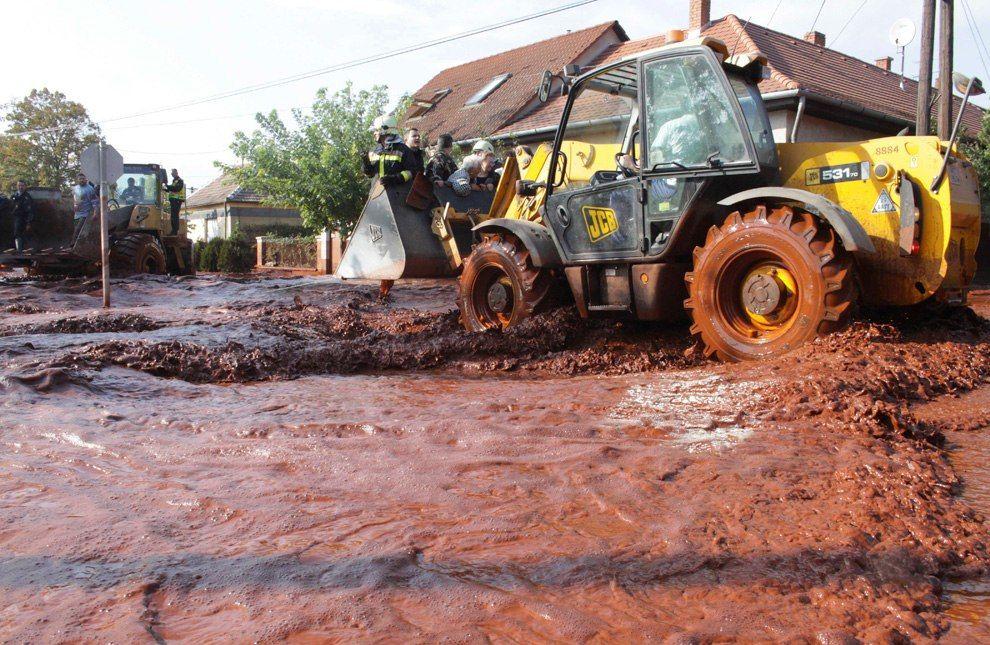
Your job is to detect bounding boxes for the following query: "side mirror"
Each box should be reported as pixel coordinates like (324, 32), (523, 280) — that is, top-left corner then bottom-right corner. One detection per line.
(537, 70), (553, 103)
(953, 71), (985, 96)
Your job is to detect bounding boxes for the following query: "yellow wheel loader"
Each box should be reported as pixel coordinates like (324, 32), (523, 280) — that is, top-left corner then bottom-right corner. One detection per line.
(0, 163), (194, 277)
(337, 37), (982, 362)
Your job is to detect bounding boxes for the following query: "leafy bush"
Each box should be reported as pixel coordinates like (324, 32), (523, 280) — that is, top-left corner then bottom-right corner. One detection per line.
(197, 238), (223, 272)
(239, 223), (310, 239)
(216, 233), (254, 273)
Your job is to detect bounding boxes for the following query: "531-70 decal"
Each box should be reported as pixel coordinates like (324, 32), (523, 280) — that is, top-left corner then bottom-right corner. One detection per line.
(805, 161), (870, 186)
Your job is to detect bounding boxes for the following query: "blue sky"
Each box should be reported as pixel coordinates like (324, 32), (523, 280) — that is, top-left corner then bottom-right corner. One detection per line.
(5, 0), (989, 190)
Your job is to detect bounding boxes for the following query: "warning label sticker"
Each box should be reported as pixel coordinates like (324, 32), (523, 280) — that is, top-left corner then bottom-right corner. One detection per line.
(871, 189), (897, 214)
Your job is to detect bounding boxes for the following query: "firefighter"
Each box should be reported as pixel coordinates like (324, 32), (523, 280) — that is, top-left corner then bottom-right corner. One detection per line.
(361, 114), (419, 303)
(162, 168), (185, 235)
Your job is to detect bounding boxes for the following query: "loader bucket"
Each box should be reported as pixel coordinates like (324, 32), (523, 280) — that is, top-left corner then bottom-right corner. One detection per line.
(70, 205), (135, 260)
(336, 178), (492, 280)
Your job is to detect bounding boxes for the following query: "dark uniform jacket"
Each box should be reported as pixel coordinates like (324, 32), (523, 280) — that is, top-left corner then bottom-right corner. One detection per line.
(9, 190), (34, 223)
(362, 135), (420, 186)
(425, 151), (457, 184)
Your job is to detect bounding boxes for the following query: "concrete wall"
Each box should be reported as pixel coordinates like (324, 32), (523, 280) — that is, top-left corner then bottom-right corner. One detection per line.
(185, 202), (302, 242)
(769, 109), (884, 144)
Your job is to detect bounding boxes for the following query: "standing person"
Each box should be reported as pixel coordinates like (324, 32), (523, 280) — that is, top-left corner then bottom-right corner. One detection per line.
(426, 133), (457, 187)
(162, 168), (185, 235)
(9, 180), (35, 252)
(404, 128), (425, 172)
(71, 172), (97, 245)
(361, 115), (419, 303)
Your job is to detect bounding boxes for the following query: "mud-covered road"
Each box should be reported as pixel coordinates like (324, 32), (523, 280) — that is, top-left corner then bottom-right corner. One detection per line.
(1, 273), (989, 641)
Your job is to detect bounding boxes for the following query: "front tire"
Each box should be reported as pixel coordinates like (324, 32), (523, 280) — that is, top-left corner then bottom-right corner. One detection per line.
(110, 233), (167, 276)
(458, 232), (552, 331)
(684, 204), (856, 362)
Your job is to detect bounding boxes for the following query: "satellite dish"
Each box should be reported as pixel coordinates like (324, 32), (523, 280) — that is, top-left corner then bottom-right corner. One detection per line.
(889, 18), (916, 47)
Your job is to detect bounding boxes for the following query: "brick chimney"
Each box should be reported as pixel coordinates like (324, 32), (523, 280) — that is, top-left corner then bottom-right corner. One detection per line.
(804, 31), (826, 46)
(689, 0), (711, 31)
(875, 56), (893, 71)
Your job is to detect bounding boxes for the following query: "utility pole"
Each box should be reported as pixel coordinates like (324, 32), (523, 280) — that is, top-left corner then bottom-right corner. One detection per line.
(98, 140), (110, 308)
(937, 0), (954, 139)
(916, 0), (935, 135)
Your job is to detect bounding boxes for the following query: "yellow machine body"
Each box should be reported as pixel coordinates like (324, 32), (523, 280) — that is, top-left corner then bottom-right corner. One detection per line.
(778, 136), (981, 306)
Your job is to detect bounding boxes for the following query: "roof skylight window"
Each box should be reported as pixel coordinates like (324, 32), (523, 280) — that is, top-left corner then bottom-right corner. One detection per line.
(465, 74), (512, 105)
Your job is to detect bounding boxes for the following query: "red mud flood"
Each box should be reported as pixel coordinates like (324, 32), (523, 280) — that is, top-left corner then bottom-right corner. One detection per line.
(1, 273), (989, 641)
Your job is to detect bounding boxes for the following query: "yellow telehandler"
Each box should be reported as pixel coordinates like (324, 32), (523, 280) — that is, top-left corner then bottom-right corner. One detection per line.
(337, 37), (982, 361)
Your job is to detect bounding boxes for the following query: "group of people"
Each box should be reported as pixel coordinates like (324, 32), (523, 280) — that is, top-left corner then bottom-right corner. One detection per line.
(360, 114), (534, 301)
(68, 168), (186, 246)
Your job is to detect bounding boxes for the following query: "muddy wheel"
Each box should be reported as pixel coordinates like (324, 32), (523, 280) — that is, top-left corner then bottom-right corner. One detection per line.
(458, 232), (552, 331)
(684, 204), (856, 362)
(110, 233), (167, 276)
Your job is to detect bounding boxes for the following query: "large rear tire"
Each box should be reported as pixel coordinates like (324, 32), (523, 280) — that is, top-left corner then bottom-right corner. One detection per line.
(110, 233), (167, 276)
(458, 232), (552, 331)
(684, 204), (856, 362)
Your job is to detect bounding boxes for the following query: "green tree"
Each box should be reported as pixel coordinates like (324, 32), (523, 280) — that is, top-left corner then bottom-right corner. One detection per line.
(0, 89), (101, 190)
(222, 82), (392, 235)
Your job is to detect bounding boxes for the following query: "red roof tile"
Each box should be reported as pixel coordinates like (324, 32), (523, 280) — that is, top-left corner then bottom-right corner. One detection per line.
(402, 21), (623, 142)
(489, 15), (984, 139)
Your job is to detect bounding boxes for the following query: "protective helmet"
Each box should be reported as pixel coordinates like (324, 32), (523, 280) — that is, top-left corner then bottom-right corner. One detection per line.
(471, 139), (495, 154)
(370, 115), (398, 132)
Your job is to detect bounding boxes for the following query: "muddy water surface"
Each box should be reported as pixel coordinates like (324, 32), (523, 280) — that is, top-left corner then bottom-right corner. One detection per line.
(1, 273), (989, 641)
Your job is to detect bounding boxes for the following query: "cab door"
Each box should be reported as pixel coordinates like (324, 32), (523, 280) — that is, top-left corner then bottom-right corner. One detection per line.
(637, 49), (765, 255)
(543, 60), (643, 263)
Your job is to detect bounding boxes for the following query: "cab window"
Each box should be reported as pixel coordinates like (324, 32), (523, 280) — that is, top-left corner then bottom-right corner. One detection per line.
(728, 75), (777, 167)
(642, 53), (750, 170)
(114, 171), (158, 206)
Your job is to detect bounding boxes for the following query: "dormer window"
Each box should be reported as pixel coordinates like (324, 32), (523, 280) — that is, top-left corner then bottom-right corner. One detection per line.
(465, 74), (512, 106)
(406, 88), (451, 119)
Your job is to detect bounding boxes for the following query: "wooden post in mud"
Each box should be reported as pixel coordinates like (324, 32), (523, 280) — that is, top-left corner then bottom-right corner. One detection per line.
(256, 236), (266, 268)
(98, 141), (110, 308)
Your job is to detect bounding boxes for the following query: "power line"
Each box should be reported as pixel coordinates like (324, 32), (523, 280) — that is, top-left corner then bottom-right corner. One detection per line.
(117, 149), (229, 156)
(960, 0), (990, 82)
(99, 0), (600, 124)
(830, 0), (868, 48)
(809, 0), (826, 34)
(766, 0), (784, 29)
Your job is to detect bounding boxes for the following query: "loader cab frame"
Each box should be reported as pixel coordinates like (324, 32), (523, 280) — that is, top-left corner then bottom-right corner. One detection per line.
(544, 43), (778, 264)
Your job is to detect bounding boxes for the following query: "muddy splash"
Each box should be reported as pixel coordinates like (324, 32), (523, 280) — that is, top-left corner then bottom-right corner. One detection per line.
(0, 274), (988, 641)
(55, 303), (699, 382)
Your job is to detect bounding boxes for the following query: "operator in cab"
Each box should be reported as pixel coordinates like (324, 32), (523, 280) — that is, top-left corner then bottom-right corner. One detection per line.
(361, 114), (420, 303)
(119, 177), (144, 205)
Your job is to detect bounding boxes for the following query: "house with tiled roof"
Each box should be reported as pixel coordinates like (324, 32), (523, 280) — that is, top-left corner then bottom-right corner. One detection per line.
(185, 173), (302, 242)
(405, 0), (984, 149)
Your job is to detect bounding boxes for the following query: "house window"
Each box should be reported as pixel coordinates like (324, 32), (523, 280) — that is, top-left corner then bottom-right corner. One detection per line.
(465, 74), (512, 106)
(406, 88), (451, 119)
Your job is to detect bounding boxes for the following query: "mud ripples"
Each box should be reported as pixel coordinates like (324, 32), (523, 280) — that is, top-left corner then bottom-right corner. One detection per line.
(0, 275), (989, 640)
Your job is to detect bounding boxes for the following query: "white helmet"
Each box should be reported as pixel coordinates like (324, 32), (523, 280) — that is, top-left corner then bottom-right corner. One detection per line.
(370, 114), (398, 132)
(471, 139), (495, 154)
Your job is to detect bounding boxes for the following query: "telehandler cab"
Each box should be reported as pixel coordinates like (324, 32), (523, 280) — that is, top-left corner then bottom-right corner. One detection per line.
(337, 37), (982, 361)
